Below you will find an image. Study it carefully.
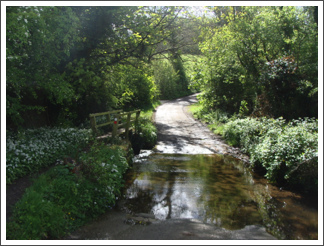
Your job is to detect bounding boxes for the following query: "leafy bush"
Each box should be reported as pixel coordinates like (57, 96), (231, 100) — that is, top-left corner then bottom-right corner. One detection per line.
(223, 117), (285, 150)
(129, 117), (157, 154)
(222, 118), (257, 147)
(7, 141), (129, 240)
(222, 117), (318, 192)
(251, 118), (318, 190)
(115, 64), (158, 109)
(79, 141), (129, 193)
(6, 127), (92, 184)
(258, 55), (317, 120)
(6, 172), (67, 240)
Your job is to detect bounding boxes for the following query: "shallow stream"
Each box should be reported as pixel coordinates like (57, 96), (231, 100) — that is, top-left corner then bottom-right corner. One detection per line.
(116, 152), (318, 240)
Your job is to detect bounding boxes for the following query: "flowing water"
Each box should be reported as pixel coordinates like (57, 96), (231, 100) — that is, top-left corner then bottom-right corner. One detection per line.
(116, 152), (318, 240)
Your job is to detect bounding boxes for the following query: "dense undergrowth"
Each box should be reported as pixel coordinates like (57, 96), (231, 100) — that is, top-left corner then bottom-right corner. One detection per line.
(6, 127), (92, 184)
(6, 102), (159, 240)
(189, 104), (318, 194)
(6, 138), (130, 240)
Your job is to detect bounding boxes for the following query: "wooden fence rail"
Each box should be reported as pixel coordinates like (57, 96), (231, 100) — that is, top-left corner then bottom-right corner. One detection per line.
(89, 109), (140, 139)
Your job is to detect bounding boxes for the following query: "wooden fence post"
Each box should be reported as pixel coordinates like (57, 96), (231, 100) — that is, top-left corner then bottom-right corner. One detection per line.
(112, 113), (119, 138)
(90, 110), (140, 140)
(125, 113), (131, 140)
(90, 116), (97, 135)
(135, 110), (141, 124)
(106, 114), (111, 125)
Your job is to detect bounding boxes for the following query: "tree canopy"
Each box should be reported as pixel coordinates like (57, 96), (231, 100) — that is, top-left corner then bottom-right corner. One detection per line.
(6, 6), (195, 129)
(6, 5), (319, 129)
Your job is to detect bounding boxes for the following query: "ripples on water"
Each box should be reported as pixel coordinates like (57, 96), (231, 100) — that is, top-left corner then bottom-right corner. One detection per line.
(118, 153), (318, 240)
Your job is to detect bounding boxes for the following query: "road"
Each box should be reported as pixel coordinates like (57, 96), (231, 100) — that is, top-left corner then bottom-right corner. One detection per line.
(154, 94), (249, 162)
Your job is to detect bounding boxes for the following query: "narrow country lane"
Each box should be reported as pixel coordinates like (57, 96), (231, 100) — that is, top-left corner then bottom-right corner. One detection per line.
(154, 93), (227, 154)
(154, 94), (248, 162)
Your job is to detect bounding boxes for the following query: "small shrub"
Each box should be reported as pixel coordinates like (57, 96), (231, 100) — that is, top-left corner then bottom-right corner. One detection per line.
(79, 141), (128, 193)
(129, 117), (157, 154)
(251, 118), (318, 190)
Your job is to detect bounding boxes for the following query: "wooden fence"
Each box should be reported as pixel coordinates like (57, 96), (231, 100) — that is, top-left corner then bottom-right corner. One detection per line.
(89, 109), (141, 139)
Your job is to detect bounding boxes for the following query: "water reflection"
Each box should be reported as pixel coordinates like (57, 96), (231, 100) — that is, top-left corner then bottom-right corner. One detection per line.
(119, 153), (318, 240)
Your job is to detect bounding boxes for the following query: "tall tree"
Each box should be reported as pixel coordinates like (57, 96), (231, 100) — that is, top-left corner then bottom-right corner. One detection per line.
(6, 6), (81, 127)
(6, 6), (190, 128)
(196, 6), (318, 119)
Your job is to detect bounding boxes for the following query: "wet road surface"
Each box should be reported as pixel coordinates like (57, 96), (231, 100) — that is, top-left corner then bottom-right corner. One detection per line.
(154, 94), (229, 155)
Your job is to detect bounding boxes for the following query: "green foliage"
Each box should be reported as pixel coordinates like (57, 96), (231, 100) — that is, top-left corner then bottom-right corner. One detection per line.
(222, 117), (318, 192)
(79, 141), (128, 191)
(183, 55), (206, 92)
(189, 103), (229, 135)
(171, 54), (191, 95)
(115, 64), (158, 109)
(7, 141), (129, 240)
(129, 117), (157, 154)
(152, 55), (194, 100)
(6, 6), (190, 129)
(6, 6), (80, 126)
(250, 118), (318, 190)
(239, 100), (249, 116)
(196, 6), (318, 120)
(6, 173), (67, 240)
(6, 127), (92, 184)
(189, 103), (229, 125)
(152, 58), (180, 99)
(257, 55), (317, 119)
(223, 117), (279, 149)
(155, 10), (202, 56)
